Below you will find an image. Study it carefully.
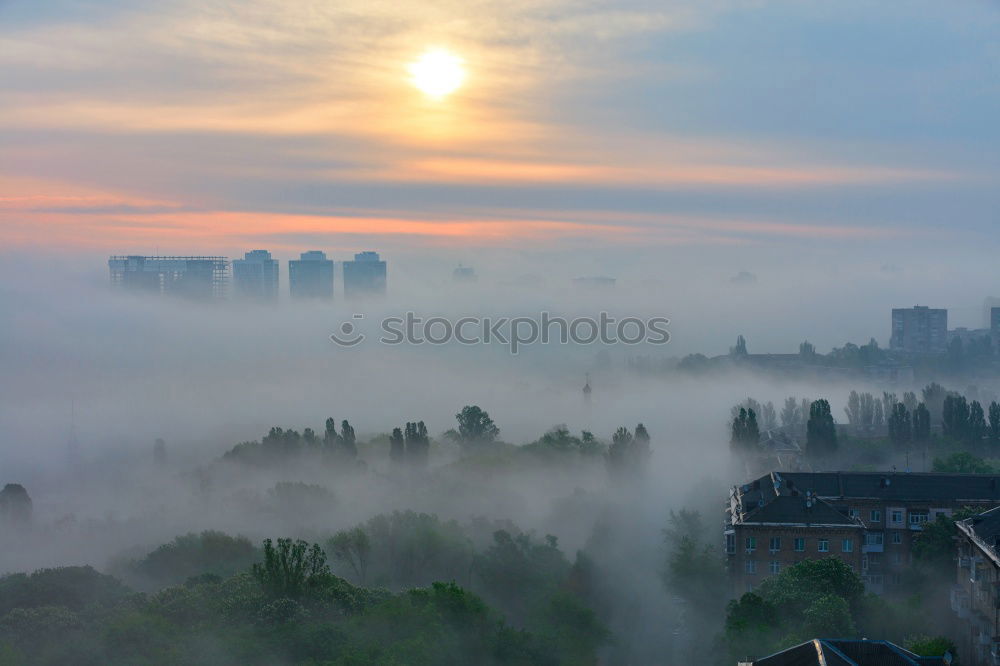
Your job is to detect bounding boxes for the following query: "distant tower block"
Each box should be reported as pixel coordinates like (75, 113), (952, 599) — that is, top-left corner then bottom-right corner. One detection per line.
(343, 251), (387, 298)
(583, 373), (592, 404)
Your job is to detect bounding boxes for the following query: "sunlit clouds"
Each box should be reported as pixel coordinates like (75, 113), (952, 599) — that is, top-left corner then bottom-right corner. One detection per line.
(0, 0), (998, 251)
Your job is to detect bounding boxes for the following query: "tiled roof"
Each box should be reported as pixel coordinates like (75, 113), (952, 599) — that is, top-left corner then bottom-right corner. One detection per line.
(735, 471), (1000, 512)
(741, 495), (859, 527)
(748, 639), (947, 665)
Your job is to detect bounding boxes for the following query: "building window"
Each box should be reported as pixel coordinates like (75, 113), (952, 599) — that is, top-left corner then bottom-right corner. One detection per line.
(892, 531), (902, 544)
(870, 509), (881, 522)
(865, 532), (884, 546)
(818, 539), (829, 553)
(891, 510), (903, 523)
(746, 537), (756, 553)
(849, 508), (860, 519)
(842, 539), (853, 553)
(794, 538), (805, 552)
(745, 559), (756, 574)
(909, 511), (929, 525)
(769, 560), (780, 574)
(769, 537), (781, 553)
(891, 552), (901, 565)
(726, 534), (735, 555)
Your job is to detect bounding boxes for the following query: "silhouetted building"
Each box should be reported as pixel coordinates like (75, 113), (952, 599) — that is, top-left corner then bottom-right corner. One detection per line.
(739, 638), (949, 665)
(232, 250), (279, 301)
(953, 506), (1000, 666)
(109, 255), (228, 299)
(992, 307), (1000, 339)
(572, 276), (616, 289)
(984, 298), (1000, 329)
(289, 250), (334, 300)
(453, 264), (477, 283)
(343, 251), (386, 298)
(891, 306), (947, 353)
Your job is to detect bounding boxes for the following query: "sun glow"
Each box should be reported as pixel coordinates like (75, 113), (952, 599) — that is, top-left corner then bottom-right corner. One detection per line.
(408, 49), (465, 98)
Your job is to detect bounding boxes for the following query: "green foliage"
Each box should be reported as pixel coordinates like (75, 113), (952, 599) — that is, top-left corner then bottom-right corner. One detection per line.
(606, 424), (652, 476)
(912, 507), (984, 576)
(724, 559), (865, 661)
(913, 403), (932, 442)
(525, 425), (605, 458)
(251, 538), (330, 600)
(129, 531), (258, 587)
(806, 399), (837, 457)
(932, 451), (997, 474)
(730, 407), (761, 453)
(0, 566), (130, 615)
(888, 402), (911, 449)
(455, 405), (500, 445)
(904, 635), (957, 659)
(0, 542), (602, 666)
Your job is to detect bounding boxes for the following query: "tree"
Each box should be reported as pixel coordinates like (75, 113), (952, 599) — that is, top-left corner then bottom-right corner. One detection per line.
(913, 508), (982, 574)
(759, 402), (777, 431)
(932, 451), (995, 474)
(323, 418), (340, 450)
(663, 510), (726, 603)
(990, 402), (1000, 443)
(781, 397), (799, 428)
(806, 399), (837, 457)
(455, 405), (499, 445)
(913, 403), (932, 442)
(633, 423), (652, 462)
(922, 383), (948, 424)
(251, 538), (330, 599)
(943, 395), (970, 442)
(731, 334), (748, 356)
(731, 408), (761, 453)
(153, 438), (167, 465)
(799, 340), (816, 357)
(882, 392), (897, 423)
(389, 427), (405, 463)
(0, 484), (32, 527)
(607, 426), (635, 476)
(887, 403), (911, 449)
(404, 421), (430, 466)
(845, 390), (861, 425)
(902, 391), (919, 414)
(905, 636), (958, 659)
(969, 401), (987, 445)
(340, 420), (357, 457)
(327, 528), (371, 585)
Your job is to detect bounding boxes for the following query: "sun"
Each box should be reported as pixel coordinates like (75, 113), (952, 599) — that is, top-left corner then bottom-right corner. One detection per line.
(408, 49), (465, 98)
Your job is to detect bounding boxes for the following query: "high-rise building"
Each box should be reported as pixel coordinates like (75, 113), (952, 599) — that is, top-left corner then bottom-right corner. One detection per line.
(452, 264), (477, 283)
(108, 255), (228, 299)
(232, 250), (279, 301)
(289, 250), (334, 300)
(983, 297), (1000, 329)
(890, 306), (947, 353)
(343, 251), (387, 298)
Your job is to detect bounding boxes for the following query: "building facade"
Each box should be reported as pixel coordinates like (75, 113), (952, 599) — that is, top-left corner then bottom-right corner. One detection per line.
(108, 255), (228, 299)
(232, 250), (279, 301)
(953, 507), (1000, 666)
(343, 251), (387, 298)
(729, 471), (1000, 596)
(891, 306), (948, 353)
(289, 251), (334, 300)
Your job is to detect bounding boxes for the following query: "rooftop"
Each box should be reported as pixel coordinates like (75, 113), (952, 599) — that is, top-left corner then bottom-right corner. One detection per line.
(743, 638), (948, 665)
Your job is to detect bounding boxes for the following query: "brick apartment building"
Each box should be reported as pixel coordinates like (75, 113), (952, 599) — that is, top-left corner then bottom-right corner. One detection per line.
(953, 506), (1000, 666)
(728, 471), (1000, 595)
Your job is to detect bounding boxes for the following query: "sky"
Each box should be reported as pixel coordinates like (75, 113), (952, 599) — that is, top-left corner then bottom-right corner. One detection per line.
(1, 0), (997, 254)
